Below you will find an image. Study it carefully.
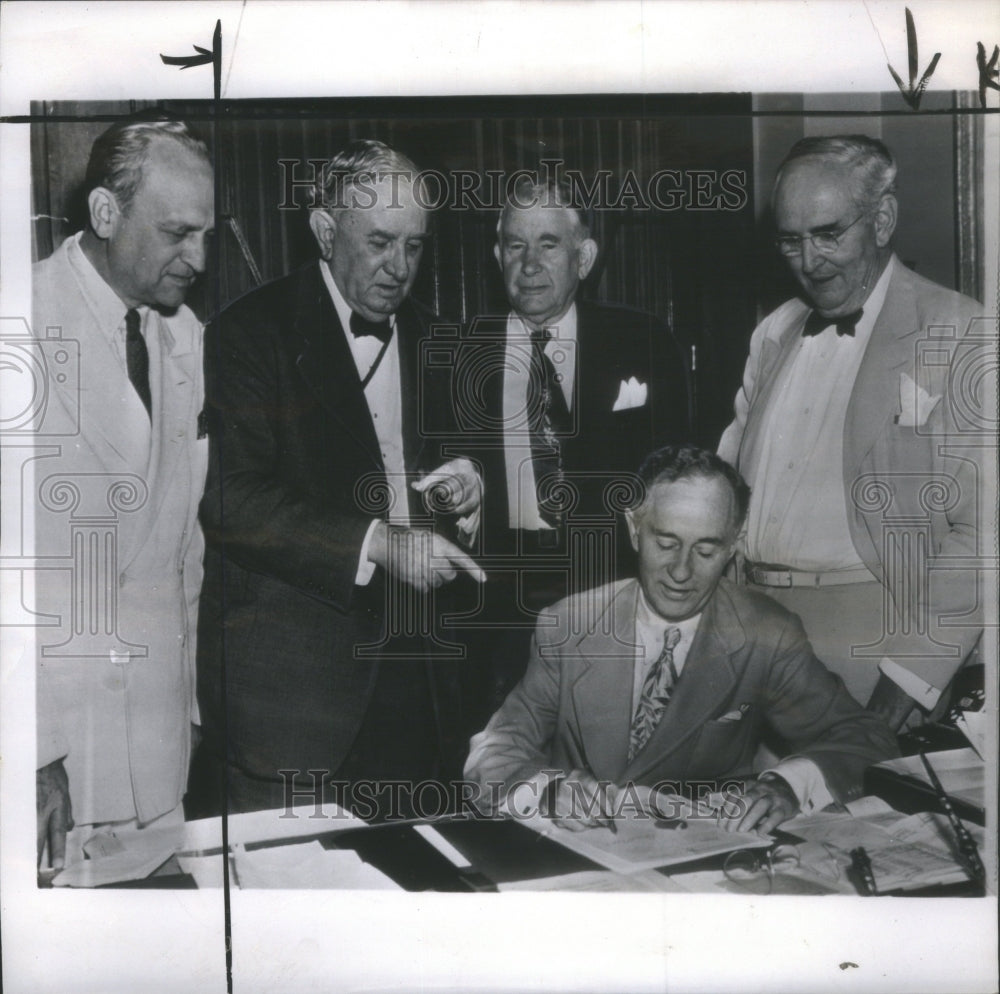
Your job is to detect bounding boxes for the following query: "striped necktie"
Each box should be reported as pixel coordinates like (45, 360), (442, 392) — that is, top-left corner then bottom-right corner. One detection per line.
(628, 626), (682, 761)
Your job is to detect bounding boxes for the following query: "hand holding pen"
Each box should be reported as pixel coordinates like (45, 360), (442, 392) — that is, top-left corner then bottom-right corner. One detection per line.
(541, 770), (619, 834)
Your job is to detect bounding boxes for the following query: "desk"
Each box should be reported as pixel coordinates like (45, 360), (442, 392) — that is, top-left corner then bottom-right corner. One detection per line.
(95, 783), (987, 897)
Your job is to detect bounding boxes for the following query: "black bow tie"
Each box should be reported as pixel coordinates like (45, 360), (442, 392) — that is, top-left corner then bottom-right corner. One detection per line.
(802, 308), (863, 338)
(349, 311), (393, 344)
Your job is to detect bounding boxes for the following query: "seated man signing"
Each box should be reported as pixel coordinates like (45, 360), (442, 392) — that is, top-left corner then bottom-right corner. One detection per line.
(464, 444), (898, 834)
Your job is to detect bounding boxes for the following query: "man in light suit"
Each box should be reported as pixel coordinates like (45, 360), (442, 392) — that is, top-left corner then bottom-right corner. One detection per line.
(194, 140), (483, 820)
(718, 135), (990, 729)
(456, 176), (690, 719)
(34, 119), (214, 872)
(465, 445), (898, 833)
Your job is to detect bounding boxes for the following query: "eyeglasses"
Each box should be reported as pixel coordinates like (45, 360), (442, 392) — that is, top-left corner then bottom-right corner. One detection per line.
(722, 843), (846, 895)
(722, 845), (802, 894)
(774, 212), (868, 257)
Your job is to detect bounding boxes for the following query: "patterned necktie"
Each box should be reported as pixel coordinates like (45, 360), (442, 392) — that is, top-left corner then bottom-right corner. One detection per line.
(802, 307), (863, 338)
(628, 626), (682, 761)
(528, 328), (569, 527)
(125, 308), (152, 421)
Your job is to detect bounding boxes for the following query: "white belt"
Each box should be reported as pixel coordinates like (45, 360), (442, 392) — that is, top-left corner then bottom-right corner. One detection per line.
(745, 563), (875, 588)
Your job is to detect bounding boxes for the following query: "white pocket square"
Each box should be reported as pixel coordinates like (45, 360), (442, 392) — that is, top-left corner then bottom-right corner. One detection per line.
(896, 372), (941, 427)
(611, 376), (648, 412)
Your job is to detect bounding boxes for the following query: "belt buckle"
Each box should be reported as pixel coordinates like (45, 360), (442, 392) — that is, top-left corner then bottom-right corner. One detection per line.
(747, 563), (792, 588)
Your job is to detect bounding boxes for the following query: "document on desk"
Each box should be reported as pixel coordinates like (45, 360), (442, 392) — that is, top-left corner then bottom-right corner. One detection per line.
(865, 811), (987, 892)
(785, 802), (984, 892)
(52, 822), (184, 888)
(229, 841), (399, 890)
(783, 798), (906, 851)
(523, 811), (769, 875)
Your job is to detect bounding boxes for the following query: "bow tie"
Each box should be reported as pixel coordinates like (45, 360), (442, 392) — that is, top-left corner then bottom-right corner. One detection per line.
(802, 308), (863, 338)
(349, 311), (393, 344)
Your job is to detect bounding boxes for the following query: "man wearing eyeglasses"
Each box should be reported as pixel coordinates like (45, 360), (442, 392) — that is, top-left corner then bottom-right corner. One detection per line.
(719, 135), (988, 731)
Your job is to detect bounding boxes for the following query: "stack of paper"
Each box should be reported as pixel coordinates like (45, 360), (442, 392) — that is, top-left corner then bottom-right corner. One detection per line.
(786, 799), (984, 892)
(230, 841), (400, 890)
(864, 811), (986, 892)
(52, 822), (184, 888)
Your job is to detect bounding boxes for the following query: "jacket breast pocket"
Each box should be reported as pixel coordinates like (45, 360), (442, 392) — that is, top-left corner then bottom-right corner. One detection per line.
(684, 709), (758, 778)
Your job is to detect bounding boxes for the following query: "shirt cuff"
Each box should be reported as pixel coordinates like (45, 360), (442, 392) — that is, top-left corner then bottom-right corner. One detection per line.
(878, 657), (942, 709)
(355, 518), (381, 586)
(763, 756), (834, 814)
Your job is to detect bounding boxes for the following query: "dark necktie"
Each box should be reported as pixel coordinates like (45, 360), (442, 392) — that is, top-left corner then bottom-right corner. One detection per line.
(628, 626), (682, 761)
(802, 308), (863, 338)
(124, 308), (152, 420)
(528, 328), (569, 528)
(349, 311), (393, 344)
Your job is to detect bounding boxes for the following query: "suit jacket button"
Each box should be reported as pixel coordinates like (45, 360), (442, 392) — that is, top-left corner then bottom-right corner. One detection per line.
(119, 573), (126, 588)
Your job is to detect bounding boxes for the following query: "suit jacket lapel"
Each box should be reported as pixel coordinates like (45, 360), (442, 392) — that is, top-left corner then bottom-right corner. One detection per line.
(120, 315), (200, 572)
(568, 581), (640, 780)
(846, 262), (919, 466)
(625, 586), (746, 782)
(739, 305), (808, 467)
(292, 266), (382, 471)
(47, 271), (150, 476)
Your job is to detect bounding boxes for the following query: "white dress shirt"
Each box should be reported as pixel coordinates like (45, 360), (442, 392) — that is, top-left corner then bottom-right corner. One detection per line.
(742, 257), (894, 570)
(502, 305), (577, 530)
(318, 261), (407, 585)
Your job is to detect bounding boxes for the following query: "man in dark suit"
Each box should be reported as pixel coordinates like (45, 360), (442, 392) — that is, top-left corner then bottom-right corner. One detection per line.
(465, 444), (898, 834)
(456, 176), (690, 716)
(194, 140), (483, 820)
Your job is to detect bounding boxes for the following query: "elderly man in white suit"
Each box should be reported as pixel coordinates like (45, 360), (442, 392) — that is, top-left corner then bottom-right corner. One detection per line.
(33, 118), (213, 873)
(719, 135), (988, 730)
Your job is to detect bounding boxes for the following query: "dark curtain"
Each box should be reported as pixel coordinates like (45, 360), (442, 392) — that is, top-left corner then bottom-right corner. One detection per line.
(31, 95), (757, 443)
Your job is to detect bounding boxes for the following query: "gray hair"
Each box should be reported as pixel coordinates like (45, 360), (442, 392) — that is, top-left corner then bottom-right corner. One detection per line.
(630, 443), (751, 530)
(84, 118), (211, 216)
(496, 175), (593, 242)
(774, 134), (897, 210)
(312, 139), (421, 212)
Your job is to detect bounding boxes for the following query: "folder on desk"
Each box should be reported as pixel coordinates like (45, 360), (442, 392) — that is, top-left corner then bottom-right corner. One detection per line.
(864, 748), (985, 826)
